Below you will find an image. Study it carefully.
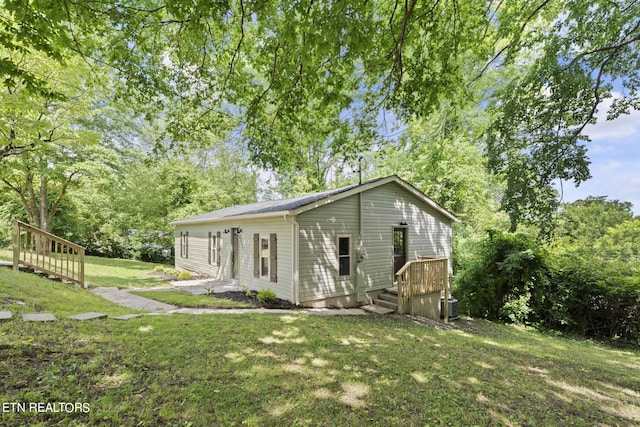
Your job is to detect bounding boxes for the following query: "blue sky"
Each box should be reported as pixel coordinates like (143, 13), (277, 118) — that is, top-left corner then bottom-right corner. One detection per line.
(558, 93), (640, 216)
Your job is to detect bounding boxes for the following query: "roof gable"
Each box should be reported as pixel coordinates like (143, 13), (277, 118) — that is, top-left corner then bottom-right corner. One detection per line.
(170, 175), (458, 225)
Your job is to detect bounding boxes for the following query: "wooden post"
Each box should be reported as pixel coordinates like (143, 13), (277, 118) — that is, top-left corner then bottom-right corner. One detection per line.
(443, 285), (449, 324)
(12, 220), (19, 271)
(79, 247), (86, 288)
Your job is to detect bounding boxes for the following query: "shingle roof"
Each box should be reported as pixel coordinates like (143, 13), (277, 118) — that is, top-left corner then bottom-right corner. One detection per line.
(170, 175), (458, 225)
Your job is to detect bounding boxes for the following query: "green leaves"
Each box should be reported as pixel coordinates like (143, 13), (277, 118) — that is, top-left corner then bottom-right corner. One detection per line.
(485, 0), (640, 233)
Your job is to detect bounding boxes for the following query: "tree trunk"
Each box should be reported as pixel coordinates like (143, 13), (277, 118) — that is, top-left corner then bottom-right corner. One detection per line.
(40, 175), (48, 232)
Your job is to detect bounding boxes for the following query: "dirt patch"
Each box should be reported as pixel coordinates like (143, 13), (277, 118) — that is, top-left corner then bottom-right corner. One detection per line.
(213, 291), (302, 310)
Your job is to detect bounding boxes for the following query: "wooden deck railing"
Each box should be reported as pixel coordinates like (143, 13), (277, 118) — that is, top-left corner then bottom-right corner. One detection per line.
(12, 220), (86, 287)
(396, 257), (449, 318)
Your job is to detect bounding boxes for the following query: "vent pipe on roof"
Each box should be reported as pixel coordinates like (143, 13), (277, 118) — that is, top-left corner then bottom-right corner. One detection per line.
(358, 155), (363, 185)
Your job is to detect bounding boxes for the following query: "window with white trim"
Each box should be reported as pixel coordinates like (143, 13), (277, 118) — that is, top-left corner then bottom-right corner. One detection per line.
(208, 232), (220, 266)
(338, 235), (351, 276)
(180, 231), (189, 258)
(260, 237), (269, 277)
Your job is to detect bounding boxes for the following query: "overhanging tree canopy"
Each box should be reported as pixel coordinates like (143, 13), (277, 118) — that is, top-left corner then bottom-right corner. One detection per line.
(1, 0), (639, 231)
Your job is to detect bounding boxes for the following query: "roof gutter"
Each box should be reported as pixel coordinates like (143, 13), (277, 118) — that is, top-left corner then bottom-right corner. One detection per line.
(169, 210), (291, 226)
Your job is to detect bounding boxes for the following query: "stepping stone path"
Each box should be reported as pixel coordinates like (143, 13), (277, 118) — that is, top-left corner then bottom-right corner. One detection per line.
(67, 312), (107, 321)
(23, 313), (57, 322)
(0, 311), (12, 321)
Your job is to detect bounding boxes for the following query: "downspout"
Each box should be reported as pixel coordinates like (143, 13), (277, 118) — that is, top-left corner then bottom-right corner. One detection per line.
(356, 190), (366, 303)
(284, 213), (299, 305)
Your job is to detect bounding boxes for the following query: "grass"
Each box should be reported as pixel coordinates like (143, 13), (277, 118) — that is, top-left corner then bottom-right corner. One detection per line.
(0, 248), (167, 289)
(0, 260), (639, 426)
(0, 267), (141, 318)
(1, 310), (639, 426)
(130, 290), (255, 309)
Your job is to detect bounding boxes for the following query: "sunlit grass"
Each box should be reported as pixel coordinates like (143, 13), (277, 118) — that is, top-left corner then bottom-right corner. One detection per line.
(1, 248), (167, 289)
(1, 309), (639, 426)
(83, 256), (166, 289)
(130, 290), (254, 309)
(0, 267), (140, 317)
(1, 254), (639, 426)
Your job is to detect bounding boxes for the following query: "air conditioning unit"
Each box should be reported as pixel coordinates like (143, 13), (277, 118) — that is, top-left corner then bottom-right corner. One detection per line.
(440, 298), (459, 320)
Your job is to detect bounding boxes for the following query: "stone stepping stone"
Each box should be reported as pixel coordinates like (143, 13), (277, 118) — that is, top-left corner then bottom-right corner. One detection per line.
(0, 311), (12, 321)
(361, 304), (395, 315)
(111, 314), (142, 321)
(23, 313), (57, 322)
(67, 312), (107, 321)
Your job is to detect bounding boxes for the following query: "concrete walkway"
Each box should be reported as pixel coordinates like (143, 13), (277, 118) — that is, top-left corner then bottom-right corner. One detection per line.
(91, 280), (369, 316)
(92, 287), (177, 311)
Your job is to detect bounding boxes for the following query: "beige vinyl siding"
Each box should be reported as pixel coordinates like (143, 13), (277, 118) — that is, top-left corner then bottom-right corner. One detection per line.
(361, 183), (453, 288)
(174, 224), (225, 279)
(175, 217), (293, 301)
(297, 196), (359, 302)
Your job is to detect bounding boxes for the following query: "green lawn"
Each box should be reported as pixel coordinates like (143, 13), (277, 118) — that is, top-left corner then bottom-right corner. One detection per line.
(0, 267), (141, 318)
(130, 290), (255, 309)
(0, 248), (168, 289)
(1, 265), (639, 426)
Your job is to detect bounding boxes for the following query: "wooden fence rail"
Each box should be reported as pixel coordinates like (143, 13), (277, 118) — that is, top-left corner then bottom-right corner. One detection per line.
(12, 220), (86, 287)
(396, 257), (449, 318)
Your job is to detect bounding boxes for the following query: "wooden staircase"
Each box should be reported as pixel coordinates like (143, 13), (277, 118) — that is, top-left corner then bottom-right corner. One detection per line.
(12, 220), (86, 287)
(361, 287), (398, 315)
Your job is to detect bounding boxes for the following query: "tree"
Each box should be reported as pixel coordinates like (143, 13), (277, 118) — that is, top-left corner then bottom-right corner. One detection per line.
(0, 50), (105, 231)
(553, 196), (634, 251)
(594, 219), (640, 271)
(2, 1), (639, 231)
(376, 107), (502, 224)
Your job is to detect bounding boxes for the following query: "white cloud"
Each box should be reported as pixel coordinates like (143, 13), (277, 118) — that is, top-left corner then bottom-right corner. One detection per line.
(584, 92), (640, 142)
(601, 160), (622, 171)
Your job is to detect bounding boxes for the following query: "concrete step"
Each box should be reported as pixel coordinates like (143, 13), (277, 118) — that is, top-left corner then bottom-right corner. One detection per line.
(377, 292), (397, 303)
(373, 299), (398, 311)
(384, 287), (399, 295)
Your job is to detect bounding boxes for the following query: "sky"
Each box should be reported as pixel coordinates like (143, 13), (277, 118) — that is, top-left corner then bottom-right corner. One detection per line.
(557, 93), (640, 216)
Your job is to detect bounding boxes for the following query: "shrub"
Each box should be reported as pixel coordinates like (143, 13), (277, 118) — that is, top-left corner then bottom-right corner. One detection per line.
(256, 289), (277, 304)
(177, 270), (192, 281)
(153, 266), (165, 272)
(455, 230), (550, 324)
(163, 268), (178, 276)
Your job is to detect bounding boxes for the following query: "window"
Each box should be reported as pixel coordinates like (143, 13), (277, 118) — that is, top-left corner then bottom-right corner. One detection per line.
(180, 231), (189, 258)
(208, 232), (220, 266)
(338, 236), (351, 276)
(261, 238), (269, 277)
(254, 233), (277, 282)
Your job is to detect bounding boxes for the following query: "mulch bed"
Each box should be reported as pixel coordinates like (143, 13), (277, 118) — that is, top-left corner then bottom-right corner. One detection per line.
(151, 271), (300, 309)
(213, 291), (302, 310)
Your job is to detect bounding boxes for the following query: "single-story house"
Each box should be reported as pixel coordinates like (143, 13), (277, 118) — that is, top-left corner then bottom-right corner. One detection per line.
(171, 175), (458, 311)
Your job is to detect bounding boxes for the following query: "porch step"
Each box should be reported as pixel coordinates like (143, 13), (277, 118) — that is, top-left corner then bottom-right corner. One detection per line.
(377, 292), (397, 303)
(372, 298), (398, 311)
(361, 288), (400, 314)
